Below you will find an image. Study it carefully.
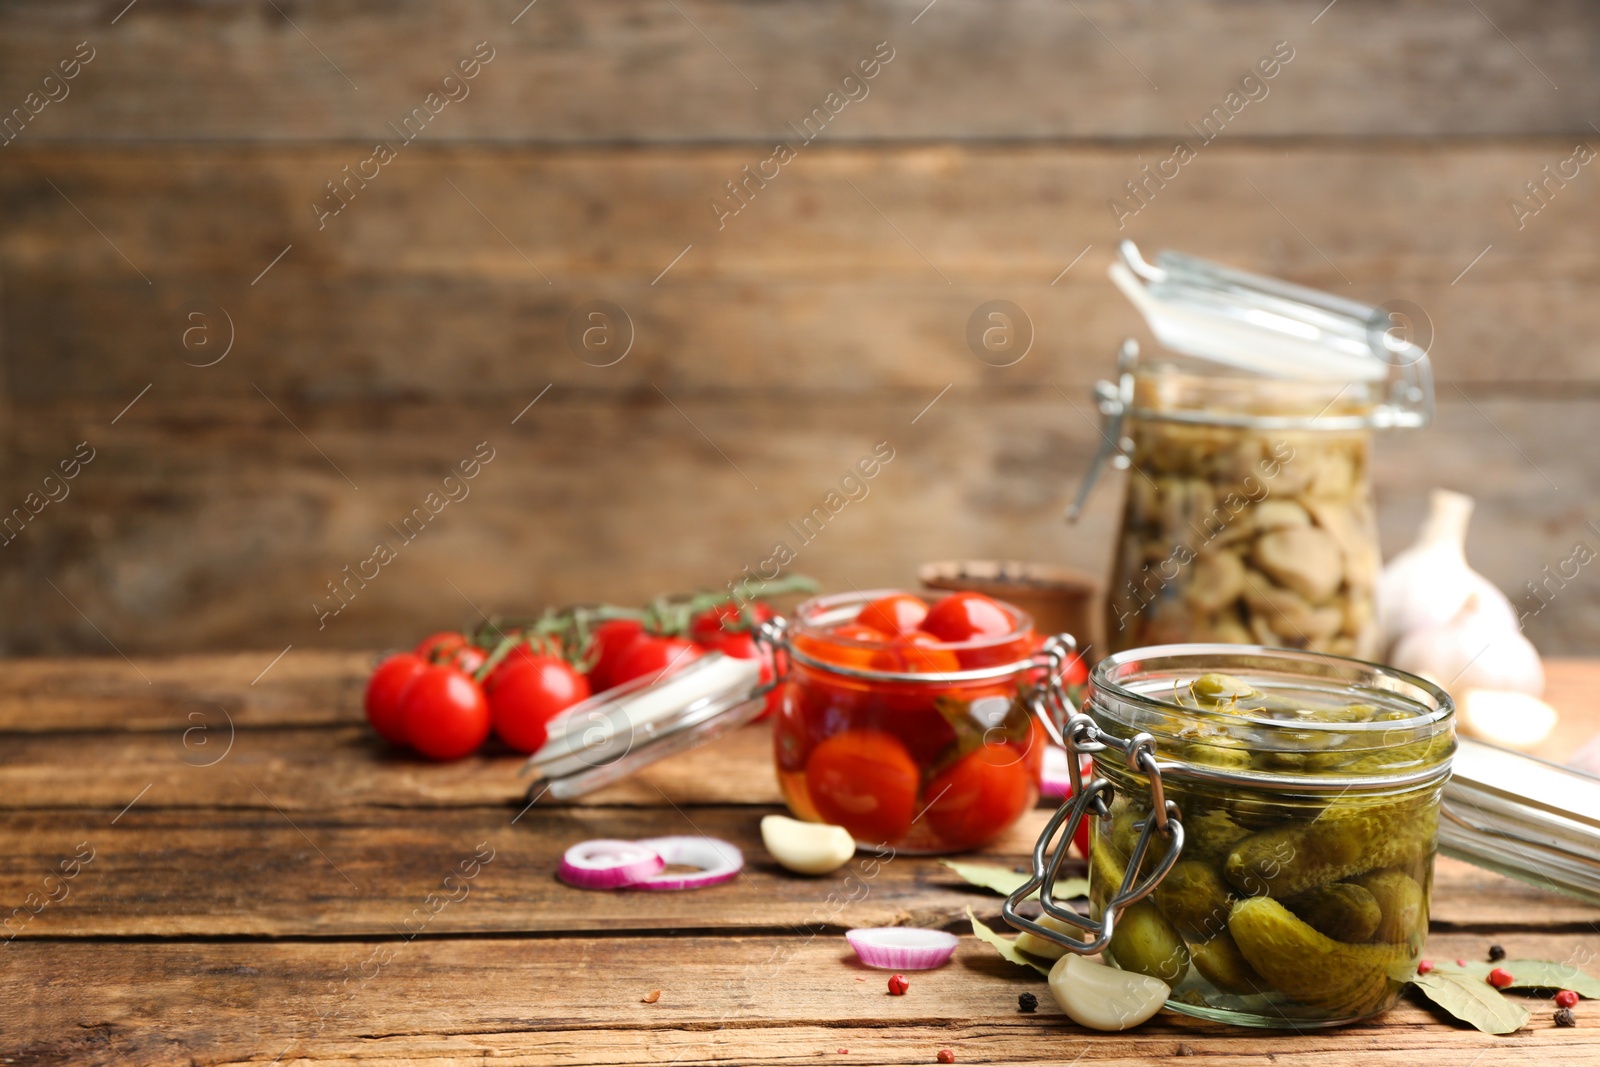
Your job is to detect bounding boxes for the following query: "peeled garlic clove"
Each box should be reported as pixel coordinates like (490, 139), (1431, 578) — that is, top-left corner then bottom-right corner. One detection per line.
(760, 815), (854, 875)
(1047, 953), (1169, 1031)
(1015, 912), (1089, 961)
(1459, 689), (1558, 751)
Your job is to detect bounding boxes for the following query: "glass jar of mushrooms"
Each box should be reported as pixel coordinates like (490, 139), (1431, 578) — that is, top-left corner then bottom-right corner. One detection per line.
(1070, 242), (1435, 658)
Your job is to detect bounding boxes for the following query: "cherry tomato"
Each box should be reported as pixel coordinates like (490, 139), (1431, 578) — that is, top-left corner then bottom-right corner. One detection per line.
(452, 644), (488, 676)
(414, 631), (470, 662)
(804, 729), (921, 845)
(690, 600), (776, 648)
(794, 623), (886, 672)
(488, 655), (591, 754)
(611, 635), (704, 687)
(923, 742), (1035, 851)
(364, 652), (428, 745)
(586, 619), (646, 692)
(920, 592), (1014, 642)
(400, 665), (491, 760)
(856, 594), (929, 638)
(869, 631), (962, 674)
(714, 629), (783, 718)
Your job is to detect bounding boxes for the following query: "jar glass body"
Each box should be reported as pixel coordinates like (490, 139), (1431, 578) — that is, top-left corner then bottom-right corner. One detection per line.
(1105, 365), (1382, 658)
(1085, 645), (1453, 1028)
(773, 590), (1045, 854)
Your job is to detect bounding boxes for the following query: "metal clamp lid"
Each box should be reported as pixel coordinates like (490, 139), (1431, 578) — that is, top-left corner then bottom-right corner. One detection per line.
(1001, 644), (1185, 954)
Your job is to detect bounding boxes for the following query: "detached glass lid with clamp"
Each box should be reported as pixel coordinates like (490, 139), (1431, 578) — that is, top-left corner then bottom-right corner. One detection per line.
(1069, 240), (1434, 659)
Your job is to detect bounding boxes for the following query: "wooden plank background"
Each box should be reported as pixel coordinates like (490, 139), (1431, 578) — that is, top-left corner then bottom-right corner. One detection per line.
(4, 654), (1600, 1064)
(1, 1), (1599, 656)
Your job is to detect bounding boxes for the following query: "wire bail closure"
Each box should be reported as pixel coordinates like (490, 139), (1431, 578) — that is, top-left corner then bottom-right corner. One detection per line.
(1000, 640), (1186, 956)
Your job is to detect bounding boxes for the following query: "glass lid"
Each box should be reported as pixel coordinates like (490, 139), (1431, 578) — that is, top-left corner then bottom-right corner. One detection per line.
(521, 651), (766, 800)
(1109, 239), (1424, 383)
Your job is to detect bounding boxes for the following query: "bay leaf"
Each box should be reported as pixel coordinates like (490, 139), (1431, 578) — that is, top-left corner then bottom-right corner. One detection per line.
(941, 860), (1089, 903)
(1436, 959), (1600, 999)
(1411, 971), (1530, 1034)
(967, 906), (1051, 977)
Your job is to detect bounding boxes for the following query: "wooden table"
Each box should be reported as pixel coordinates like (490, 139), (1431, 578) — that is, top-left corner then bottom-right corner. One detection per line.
(4, 654), (1599, 1065)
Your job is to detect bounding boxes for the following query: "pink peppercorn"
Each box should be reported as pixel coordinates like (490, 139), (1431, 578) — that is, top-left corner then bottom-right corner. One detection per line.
(1556, 989), (1580, 1009)
(888, 974), (910, 996)
(1487, 968), (1515, 989)
(1417, 960), (1434, 975)
(937, 1051), (955, 1064)
(1456, 958), (1467, 967)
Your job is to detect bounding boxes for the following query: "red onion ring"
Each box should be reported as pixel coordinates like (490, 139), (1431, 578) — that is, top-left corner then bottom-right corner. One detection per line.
(846, 927), (959, 970)
(1042, 746), (1094, 799)
(557, 839), (665, 890)
(630, 835), (744, 891)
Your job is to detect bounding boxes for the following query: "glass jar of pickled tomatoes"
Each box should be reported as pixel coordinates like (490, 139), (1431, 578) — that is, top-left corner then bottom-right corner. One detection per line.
(773, 589), (1054, 854)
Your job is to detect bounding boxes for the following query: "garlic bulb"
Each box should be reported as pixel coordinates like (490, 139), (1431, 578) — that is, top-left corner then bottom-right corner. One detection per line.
(1458, 689), (1559, 751)
(1378, 490), (1518, 658)
(1391, 592), (1544, 697)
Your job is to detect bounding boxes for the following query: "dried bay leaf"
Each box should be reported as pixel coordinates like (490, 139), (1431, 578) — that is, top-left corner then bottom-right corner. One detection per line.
(1411, 971), (1529, 1034)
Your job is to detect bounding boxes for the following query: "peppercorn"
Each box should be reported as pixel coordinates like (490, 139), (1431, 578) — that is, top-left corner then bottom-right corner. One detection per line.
(1017, 991), (1038, 1013)
(936, 1051), (955, 1064)
(1489, 944), (1507, 962)
(1417, 960), (1434, 975)
(1555, 1007), (1577, 1027)
(888, 974), (910, 996)
(1487, 967), (1514, 989)
(1556, 989), (1580, 1009)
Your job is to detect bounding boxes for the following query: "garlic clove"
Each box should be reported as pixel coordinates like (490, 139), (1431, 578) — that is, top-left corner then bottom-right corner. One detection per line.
(1015, 911), (1090, 961)
(1047, 953), (1169, 1031)
(760, 815), (855, 875)
(1459, 689), (1559, 751)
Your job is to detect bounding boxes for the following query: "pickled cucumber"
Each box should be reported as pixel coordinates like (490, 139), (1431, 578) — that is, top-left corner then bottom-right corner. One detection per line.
(1224, 795), (1435, 899)
(1190, 931), (1265, 995)
(1351, 869), (1425, 948)
(1152, 860), (1234, 941)
(1108, 901), (1191, 984)
(1284, 883), (1381, 942)
(1229, 897), (1409, 1018)
(1181, 807), (1251, 865)
(1090, 840), (1190, 984)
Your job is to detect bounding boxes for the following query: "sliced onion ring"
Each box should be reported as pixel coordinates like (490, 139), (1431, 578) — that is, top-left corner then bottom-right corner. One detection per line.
(557, 839), (665, 890)
(1041, 746), (1072, 798)
(846, 927), (959, 970)
(631, 835), (744, 891)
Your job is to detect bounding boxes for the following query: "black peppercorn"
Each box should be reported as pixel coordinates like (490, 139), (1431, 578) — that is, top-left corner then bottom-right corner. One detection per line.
(1018, 992), (1039, 1013)
(1555, 1007), (1577, 1027)
(1488, 944), (1507, 962)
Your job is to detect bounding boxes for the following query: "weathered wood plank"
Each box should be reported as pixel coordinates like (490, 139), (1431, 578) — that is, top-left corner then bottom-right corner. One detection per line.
(3, 932), (1598, 1066)
(0, 1), (1595, 142)
(0, 651), (367, 733)
(4, 394), (1599, 656)
(0, 803), (1057, 938)
(0, 722), (781, 810)
(4, 143), (1600, 393)
(5, 655), (1598, 743)
(0, 795), (1592, 938)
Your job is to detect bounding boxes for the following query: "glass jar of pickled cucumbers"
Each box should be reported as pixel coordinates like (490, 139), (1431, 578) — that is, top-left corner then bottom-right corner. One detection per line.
(1070, 242), (1433, 657)
(1084, 645), (1454, 1028)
